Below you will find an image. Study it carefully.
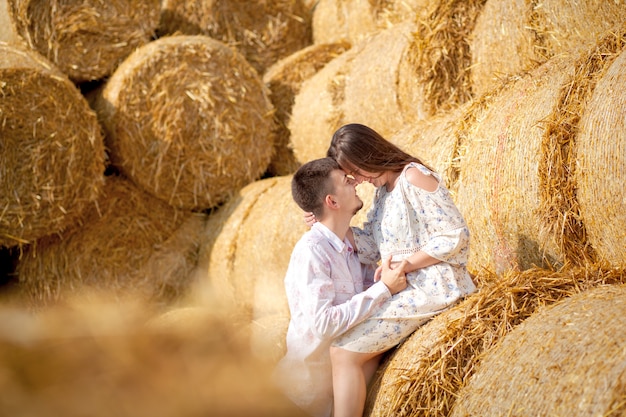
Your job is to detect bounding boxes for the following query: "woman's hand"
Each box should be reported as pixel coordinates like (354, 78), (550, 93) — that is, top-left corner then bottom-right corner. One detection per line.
(303, 211), (317, 227)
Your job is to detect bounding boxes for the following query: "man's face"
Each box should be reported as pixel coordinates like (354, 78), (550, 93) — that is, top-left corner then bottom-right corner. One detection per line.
(331, 169), (363, 215)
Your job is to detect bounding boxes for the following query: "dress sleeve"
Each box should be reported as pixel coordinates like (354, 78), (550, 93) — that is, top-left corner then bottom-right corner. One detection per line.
(294, 243), (390, 340)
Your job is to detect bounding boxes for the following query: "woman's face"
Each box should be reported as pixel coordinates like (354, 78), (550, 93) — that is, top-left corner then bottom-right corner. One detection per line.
(347, 167), (385, 187)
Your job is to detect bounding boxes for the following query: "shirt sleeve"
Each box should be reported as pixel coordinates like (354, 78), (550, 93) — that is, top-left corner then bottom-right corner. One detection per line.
(296, 243), (391, 341)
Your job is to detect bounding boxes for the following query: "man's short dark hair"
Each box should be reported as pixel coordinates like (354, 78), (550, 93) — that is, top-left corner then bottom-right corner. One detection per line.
(292, 157), (340, 218)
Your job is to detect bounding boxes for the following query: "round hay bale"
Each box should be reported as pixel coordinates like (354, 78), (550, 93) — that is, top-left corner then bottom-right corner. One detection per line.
(363, 266), (626, 417)
(94, 35), (275, 211)
(263, 40), (351, 176)
(158, 0), (312, 74)
(575, 47), (626, 268)
(0, 43), (105, 248)
(0, 299), (307, 417)
(0, 0), (160, 83)
(451, 284), (626, 417)
(311, 0), (429, 45)
(287, 42), (357, 163)
(471, 0), (626, 97)
(192, 175), (307, 321)
(15, 175), (205, 308)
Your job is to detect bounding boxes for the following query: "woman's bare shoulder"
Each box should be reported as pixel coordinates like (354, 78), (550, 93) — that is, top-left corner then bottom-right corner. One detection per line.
(405, 164), (438, 192)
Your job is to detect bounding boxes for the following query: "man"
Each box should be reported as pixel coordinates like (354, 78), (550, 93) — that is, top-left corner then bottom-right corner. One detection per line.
(273, 157), (407, 417)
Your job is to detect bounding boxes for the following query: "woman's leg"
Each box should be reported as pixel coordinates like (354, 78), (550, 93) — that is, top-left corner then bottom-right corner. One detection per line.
(330, 346), (384, 417)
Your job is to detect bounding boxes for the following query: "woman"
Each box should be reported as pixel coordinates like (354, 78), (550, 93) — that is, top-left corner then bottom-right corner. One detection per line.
(308, 123), (476, 417)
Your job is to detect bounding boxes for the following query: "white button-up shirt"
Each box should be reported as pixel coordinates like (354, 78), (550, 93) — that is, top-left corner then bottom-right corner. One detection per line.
(273, 222), (391, 417)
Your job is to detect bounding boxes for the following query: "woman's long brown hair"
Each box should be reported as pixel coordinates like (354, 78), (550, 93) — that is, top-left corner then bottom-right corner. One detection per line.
(326, 123), (432, 174)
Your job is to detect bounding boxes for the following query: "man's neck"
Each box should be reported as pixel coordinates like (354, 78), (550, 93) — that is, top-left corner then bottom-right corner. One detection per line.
(319, 215), (351, 242)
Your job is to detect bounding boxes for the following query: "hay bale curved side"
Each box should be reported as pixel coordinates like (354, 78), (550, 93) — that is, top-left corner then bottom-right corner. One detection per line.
(158, 0), (312, 74)
(263, 41), (351, 176)
(311, 0), (429, 45)
(0, 43), (105, 248)
(288, 44), (357, 163)
(575, 48), (626, 268)
(364, 267), (626, 417)
(454, 56), (575, 274)
(15, 175), (202, 307)
(1, 0), (160, 83)
(471, 0), (626, 97)
(95, 35), (275, 211)
(451, 283), (626, 417)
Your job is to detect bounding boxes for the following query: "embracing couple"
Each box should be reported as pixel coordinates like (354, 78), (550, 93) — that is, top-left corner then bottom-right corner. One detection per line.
(273, 123), (477, 417)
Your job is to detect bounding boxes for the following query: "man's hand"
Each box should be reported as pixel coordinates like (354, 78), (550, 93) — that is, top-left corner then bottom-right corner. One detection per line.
(379, 256), (408, 295)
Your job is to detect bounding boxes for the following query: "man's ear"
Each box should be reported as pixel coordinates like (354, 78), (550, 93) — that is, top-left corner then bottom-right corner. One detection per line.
(324, 194), (338, 209)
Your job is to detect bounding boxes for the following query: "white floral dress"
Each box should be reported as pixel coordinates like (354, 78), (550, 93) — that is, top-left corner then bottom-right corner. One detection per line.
(333, 162), (477, 352)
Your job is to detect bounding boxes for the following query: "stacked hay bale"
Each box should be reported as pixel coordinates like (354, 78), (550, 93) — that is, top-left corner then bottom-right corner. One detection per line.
(311, 0), (429, 45)
(158, 0), (312, 75)
(452, 28), (626, 273)
(263, 40), (351, 176)
(289, 0), (485, 165)
(189, 175), (307, 363)
(0, 0), (160, 83)
(471, 0), (626, 97)
(0, 296), (307, 417)
(450, 284), (626, 416)
(16, 175), (206, 308)
(94, 35), (275, 211)
(364, 267), (626, 417)
(0, 43), (105, 248)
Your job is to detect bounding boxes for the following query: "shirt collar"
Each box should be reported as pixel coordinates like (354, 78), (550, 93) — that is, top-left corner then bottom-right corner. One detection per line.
(312, 222), (352, 253)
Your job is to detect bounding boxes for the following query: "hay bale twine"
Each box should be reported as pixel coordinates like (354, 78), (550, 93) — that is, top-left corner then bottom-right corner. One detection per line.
(0, 0), (160, 83)
(158, 0), (312, 75)
(575, 46), (626, 268)
(15, 175), (205, 308)
(451, 283), (626, 417)
(471, 0), (626, 97)
(94, 35), (275, 211)
(0, 43), (105, 248)
(263, 40), (351, 176)
(192, 176), (307, 322)
(312, 0), (429, 45)
(0, 299), (307, 417)
(364, 266), (626, 417)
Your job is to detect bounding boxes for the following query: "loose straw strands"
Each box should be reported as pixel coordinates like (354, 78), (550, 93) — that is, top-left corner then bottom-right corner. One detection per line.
(365, 266), (626, 417)
(451, 284), (626, 416)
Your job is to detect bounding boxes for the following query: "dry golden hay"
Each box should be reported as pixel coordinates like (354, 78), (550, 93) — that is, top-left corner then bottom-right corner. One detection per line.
(0, 42), (105, 248)
(311, 0), (429, 45)
(15, 175), (205, 308)
(158, 0), (312, 75)
(0, 0), (160, 83)
(390, 103), (470, 191)
(364, 266), (626, 417)
(0, 297), (307, 417)
(574, 42), (626, 268)
(454, 55), (576, 274)
(290, 20), (443, 164)
(94, 35), (275, 211)
(450, 283), (626, 417)
(471, 0), (626, 97)
(191, 175), (307, 323)
(263, 40), (352, 176)
(288, 42), (357, 163)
